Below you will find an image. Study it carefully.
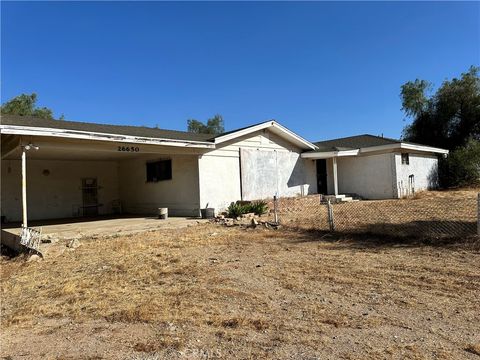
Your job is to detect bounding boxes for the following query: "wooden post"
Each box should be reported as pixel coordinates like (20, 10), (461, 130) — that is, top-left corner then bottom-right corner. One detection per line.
(333, 157), (338, 196)
(21, 148), (27, 228)
(327, 200), (335, 231)
(273, 195), (278, 224)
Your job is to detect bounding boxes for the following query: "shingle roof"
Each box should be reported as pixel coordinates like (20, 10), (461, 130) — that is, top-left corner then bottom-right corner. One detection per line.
(313, 134), (401, 152)
(0, 115), (216, 142)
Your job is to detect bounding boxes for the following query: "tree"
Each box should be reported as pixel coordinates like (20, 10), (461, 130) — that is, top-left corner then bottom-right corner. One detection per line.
(187, 114), (225, 135)
(1, 93), (57, 119)
(439, 139), (480, 187)
(401, 66), (480, 150)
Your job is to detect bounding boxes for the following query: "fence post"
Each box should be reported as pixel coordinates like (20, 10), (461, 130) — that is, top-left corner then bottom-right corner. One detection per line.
(273, 195), (278, 224)
(477, 193), (480, 236)
(327, 199), (335, 231)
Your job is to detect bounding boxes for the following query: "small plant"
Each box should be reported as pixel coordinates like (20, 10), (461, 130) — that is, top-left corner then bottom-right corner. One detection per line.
(227, 202), (247, 218)
(226, 200), (269, 218)
(249, 200), (269, 215)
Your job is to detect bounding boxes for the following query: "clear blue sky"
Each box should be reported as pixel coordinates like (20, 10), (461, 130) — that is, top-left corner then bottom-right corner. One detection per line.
(1, 1), (478, 141)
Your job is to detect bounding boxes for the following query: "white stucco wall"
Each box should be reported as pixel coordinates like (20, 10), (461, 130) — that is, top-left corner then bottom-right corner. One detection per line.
(393, 152), (439, 197)
(326, 153), (396, 199)
(198, 129), (317, 212)
(325, 151), (440, 199)
(1, 159), (119, 222)
(118, 154), (200, 217)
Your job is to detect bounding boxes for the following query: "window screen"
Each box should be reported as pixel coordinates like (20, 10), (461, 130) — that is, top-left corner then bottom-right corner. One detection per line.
(401, 153), (409, 165)
(146, 160), (172, 182)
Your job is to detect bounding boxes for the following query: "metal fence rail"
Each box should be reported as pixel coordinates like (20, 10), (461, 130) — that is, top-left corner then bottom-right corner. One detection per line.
(269, 193), (479, 239)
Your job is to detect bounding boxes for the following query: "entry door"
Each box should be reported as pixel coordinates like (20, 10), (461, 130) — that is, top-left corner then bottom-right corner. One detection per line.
(81, 178), (99, 216)
(316, 160), (328, 194)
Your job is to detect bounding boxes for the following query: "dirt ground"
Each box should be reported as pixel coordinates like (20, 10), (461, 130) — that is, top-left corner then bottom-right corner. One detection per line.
(1, 220), (479, 360)
(272, 189), (478, 238)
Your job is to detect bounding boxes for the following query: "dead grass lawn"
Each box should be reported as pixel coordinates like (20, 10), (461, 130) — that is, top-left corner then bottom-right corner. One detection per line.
(1, 222), (479, 359)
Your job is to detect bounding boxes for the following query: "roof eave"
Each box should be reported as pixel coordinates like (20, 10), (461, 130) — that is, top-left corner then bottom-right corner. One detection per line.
(214, 120), (317, 150)
(0, 125), (216, 149)
(360, 143), (449, 155)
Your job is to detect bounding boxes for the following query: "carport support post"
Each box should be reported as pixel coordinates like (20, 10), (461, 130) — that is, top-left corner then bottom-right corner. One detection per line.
(333, 157), (339, 196)
(21, 147), (28, 228)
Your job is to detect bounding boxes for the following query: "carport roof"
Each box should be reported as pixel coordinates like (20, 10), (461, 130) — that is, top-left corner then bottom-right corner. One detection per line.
(0, 115), (215, 142)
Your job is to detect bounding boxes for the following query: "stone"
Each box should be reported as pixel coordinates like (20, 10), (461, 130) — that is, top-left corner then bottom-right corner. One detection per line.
(27, 254), (42, 262)
(251, 218), (258, 226)
(67, 238), (81, 249)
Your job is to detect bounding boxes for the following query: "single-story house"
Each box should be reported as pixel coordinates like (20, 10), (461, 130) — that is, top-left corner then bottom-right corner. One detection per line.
(0, 115), (448, 222)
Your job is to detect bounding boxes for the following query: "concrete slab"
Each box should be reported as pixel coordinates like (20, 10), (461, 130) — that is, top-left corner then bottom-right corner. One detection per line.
(1, 216), (208, 256)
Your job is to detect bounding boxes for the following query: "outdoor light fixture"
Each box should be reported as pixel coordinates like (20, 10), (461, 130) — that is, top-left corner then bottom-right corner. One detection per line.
(22, 143), (39, 151)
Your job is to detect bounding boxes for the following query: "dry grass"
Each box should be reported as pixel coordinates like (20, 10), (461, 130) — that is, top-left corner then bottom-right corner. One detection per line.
(273, 188), (478, 239)
(1, 210), (479, 359)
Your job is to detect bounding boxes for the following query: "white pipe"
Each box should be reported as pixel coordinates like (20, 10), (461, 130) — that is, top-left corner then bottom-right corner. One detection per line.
(21, 148), (27, 228)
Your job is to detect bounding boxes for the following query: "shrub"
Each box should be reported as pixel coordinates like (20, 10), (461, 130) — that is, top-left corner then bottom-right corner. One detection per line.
(248, 200), (269, 215)
(439, 139), (480, 187)
(226, 200), (269, 218)
(227, 202), (247, 218)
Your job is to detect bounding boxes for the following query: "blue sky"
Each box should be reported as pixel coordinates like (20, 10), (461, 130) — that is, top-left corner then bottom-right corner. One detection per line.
(1, 1), (478, 141)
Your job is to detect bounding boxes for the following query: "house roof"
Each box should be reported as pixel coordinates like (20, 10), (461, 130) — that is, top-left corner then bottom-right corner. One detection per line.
(0, 115), (317, 150)
(302, 134), (448, 159)
(0, 115), (215, 143)
(314, 134), (400, 152)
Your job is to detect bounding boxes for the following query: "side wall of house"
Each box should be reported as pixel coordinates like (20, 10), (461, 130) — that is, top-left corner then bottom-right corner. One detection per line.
(1, 159), (119, 222)
(393, 152), (439, 197)
(326, 153), (396, 199)
(118, 154), (201, 217)
(198, 130), (317, 212)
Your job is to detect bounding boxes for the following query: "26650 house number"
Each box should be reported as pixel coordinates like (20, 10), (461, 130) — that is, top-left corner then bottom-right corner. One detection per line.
(117, 146), (140, 152)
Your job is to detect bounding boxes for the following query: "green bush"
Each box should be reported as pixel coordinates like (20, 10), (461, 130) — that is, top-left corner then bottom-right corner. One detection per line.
(227, 202), (247, 218)
(249, 200), (269, 215)
(226, 200), (269, 218)
(439, 139), (480, 187)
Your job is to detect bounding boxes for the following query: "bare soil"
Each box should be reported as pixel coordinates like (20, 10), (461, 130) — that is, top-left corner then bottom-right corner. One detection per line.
(1, 221), (479, 359)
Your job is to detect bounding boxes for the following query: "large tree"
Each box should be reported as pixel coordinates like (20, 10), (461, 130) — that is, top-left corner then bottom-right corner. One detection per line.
(0, 93), (62, 119)
(187, 114), (225, 135)
(401, 66), (480, 150)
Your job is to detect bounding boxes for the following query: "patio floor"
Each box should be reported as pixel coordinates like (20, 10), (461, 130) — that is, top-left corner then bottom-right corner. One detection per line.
(1, 216), (208, 256)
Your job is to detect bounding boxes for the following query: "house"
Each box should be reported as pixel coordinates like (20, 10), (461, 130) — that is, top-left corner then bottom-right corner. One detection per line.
(0, 115), (448, 223)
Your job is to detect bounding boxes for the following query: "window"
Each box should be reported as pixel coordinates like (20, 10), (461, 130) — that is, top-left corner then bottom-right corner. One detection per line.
(401, 153), (409, 165)
(146, 160), (172, 182)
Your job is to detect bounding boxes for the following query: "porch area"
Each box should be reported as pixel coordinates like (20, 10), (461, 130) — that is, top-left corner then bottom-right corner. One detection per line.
(1, 134), (207, 224)
(1, 216), (207, 256)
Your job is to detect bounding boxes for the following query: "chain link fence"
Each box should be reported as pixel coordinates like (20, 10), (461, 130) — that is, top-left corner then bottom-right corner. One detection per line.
(268, 191), (479, 239)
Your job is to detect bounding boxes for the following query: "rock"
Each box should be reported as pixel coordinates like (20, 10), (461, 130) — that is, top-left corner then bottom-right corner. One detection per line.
(251, 218), (258, 227)
(67, 238), (81, 249)
(241, 212), (255, 218)
(217, 215), (225, 220)
(27, 254), (42, 262)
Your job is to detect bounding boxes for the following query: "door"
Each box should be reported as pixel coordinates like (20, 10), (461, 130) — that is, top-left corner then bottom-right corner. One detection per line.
(316, 159), (327, 194)
(81, 178), (99, 216)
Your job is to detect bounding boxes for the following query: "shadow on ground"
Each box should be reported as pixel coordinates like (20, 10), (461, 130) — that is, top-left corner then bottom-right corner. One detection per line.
(281, 220), (479, 249)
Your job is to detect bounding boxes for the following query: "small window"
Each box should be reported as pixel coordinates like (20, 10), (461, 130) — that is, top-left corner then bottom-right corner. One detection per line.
(401, 153), (409, 165)
(146, 160), (172, 182)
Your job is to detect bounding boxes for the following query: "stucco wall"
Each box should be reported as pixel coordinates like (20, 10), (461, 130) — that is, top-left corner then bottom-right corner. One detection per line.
(1, 159), (119, 222)
(394, 152), (439, 197)
(326, 153), (396, 199)
(118, 154), (200, 217)
(198, 129), (317, 212)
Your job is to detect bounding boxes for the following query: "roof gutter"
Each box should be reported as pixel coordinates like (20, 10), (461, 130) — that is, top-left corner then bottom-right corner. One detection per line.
(301, 149), (359, 159)
(0, 125), (216, 149)
(360, 143), (449, 155)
